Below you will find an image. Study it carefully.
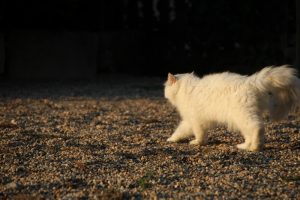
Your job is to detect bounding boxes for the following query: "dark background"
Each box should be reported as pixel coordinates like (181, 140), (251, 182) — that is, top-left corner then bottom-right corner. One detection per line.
(0, 0), (297, 79)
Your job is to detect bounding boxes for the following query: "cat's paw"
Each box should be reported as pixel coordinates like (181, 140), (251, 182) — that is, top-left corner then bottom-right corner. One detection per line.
(167, 137), (177, 142)
(189, 138), (207, 145)
(249, 143), (264, 152)
(236, 142), (250, 150)
(237, 143), (263, 151)
(189, 139), (201, 145)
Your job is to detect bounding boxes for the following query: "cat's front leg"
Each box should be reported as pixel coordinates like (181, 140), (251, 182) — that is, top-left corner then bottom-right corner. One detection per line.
(189, 124), (207, 145)
(167, 120), (193, 142)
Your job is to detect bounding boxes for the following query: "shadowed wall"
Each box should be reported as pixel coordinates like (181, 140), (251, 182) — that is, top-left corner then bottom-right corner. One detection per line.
(0, 0), (296, 79)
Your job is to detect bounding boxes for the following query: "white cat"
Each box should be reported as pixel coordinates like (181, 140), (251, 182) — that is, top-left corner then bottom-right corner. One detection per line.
(165, 65), (300, 151)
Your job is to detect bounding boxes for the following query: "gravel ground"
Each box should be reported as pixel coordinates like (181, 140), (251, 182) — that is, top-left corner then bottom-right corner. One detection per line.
(0, 76), (299, 199)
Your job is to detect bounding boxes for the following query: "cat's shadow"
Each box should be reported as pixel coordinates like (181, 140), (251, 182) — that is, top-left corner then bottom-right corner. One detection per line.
(170, 139), (238, 147)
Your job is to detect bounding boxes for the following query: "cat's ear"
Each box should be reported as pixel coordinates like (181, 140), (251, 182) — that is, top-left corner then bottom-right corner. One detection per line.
(167, 73), (177, 85)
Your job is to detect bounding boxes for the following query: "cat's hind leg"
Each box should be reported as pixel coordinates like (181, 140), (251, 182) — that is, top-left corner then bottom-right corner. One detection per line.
(237, 118), (265, 151)
(167, 120), (193, 142)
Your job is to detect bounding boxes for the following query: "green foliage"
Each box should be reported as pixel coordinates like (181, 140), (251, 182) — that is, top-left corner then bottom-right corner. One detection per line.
(135, 171), (155, 190)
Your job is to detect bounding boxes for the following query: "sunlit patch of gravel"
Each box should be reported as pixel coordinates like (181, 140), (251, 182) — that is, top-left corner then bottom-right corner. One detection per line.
(0, 76), (299, 199)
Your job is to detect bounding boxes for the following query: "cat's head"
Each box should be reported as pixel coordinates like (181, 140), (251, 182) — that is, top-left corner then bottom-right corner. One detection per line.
(164, 72), (196, 105)
(164, 73), (181, 106)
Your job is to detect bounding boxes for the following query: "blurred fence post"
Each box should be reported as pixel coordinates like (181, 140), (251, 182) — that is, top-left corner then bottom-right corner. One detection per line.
(0, 33), (4, 75)
(297, 0), (300, 70)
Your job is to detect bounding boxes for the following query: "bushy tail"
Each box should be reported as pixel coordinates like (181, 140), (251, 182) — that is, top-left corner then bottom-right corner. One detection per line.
(250, 65), (300, 120)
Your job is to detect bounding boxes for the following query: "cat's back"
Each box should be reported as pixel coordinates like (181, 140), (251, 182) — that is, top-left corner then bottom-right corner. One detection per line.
(200, 71), (247, 87)
(177, 71), (251, 119)
(188, 72), (250, 114)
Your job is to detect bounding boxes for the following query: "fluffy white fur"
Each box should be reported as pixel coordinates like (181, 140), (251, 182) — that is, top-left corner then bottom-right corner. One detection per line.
(165, 65), (300, 151)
